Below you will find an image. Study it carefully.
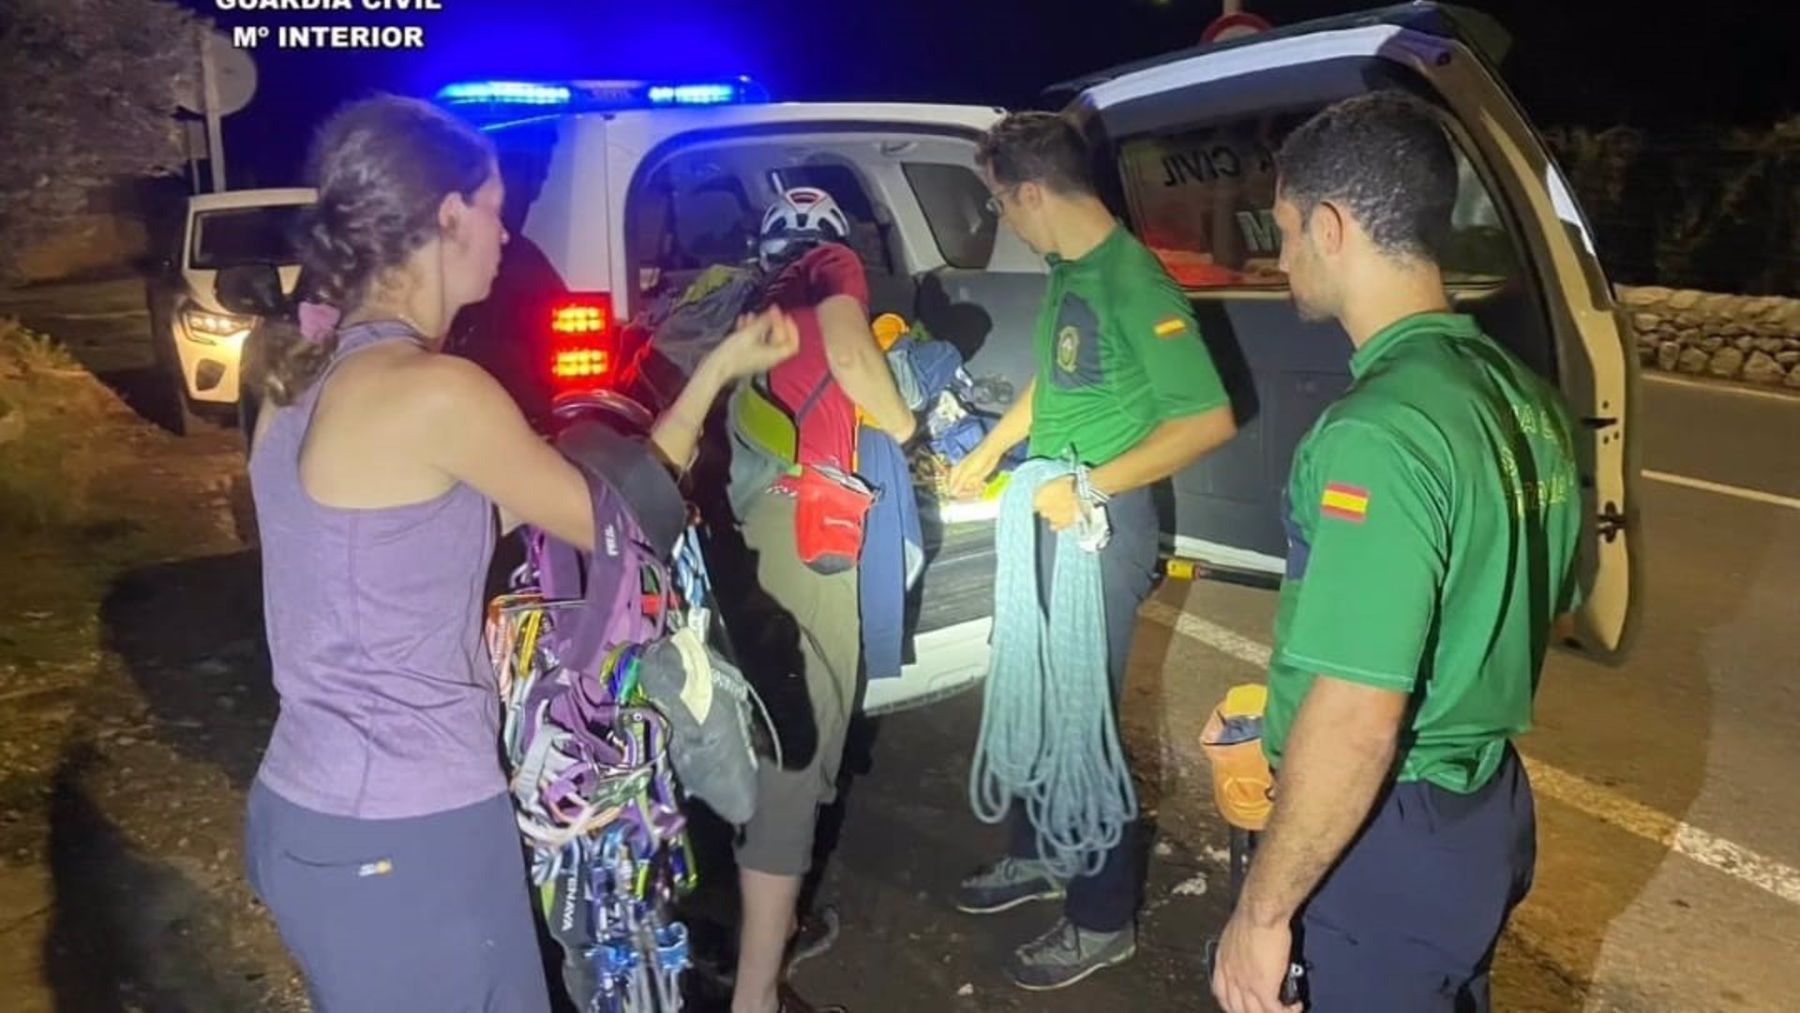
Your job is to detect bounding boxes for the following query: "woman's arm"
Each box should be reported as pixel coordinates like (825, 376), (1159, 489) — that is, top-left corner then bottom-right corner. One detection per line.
(647, 307), (801, 470)
(421, 308), (799, 550)
(646, 354), (728, 473)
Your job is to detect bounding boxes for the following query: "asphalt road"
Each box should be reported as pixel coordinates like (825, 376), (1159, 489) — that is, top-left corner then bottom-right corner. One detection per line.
(6, 279), (1797, 1011)
(787, 375), (1800, 1012)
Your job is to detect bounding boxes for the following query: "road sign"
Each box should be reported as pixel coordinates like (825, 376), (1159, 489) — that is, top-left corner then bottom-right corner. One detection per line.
(175, 30), (257, 117)
(174, 30), (259, 193)
(1202, 10), (1273, 45)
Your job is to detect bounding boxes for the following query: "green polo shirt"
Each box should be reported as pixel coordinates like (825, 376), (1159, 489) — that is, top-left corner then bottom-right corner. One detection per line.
(1027, 226), (1228, 464)
(1262, 312), (1583, 794)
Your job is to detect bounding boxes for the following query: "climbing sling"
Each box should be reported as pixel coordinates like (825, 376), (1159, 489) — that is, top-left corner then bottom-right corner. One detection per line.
(968, 456), (1139, 880)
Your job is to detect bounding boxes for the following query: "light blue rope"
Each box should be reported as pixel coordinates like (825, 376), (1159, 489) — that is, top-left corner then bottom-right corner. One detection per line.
(969, 456), (1138, 880)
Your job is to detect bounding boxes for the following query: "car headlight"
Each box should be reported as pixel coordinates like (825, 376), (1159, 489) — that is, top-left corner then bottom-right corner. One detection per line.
(181, 306), (254, 343)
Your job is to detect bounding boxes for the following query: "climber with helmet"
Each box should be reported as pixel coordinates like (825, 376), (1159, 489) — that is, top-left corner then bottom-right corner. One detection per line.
(718, 185), (915, 1013)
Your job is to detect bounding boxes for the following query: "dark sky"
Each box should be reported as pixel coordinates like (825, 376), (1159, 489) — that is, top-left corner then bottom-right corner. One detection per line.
(174, 0), (1799, 188)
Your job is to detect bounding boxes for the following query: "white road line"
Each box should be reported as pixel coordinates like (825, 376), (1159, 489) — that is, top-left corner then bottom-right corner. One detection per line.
(1643, 372), (1800, 404)
(1142, 601), (1270, 667)
(1641, 470), (1800, 510)
(1140, 601), (1800, 907)
(1521, 760), (1800, 905)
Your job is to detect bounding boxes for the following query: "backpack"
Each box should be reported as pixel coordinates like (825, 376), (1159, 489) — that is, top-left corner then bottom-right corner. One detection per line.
(488, 420), (767, 1010)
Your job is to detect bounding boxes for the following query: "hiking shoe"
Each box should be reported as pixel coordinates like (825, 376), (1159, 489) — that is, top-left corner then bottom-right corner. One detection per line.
(638, 628), (760, 825)
(1006, 918), (1136, 991)
(953, 856), (1066, 915)
(786, 904), (841, 973)
(692, 905), (841, 992)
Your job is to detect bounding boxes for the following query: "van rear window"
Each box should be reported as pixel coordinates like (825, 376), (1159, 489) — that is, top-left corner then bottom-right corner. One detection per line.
(770, 165), (876, 222)
(189, 205), (308, 270)
(1116, 112), (1517, 290)
(903, 163), (999, 270)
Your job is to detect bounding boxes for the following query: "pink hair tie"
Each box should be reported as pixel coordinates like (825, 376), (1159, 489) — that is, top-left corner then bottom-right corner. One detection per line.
(297, 300), (341, 343)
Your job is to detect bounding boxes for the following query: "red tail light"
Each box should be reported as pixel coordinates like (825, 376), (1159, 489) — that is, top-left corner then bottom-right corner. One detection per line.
(548, 294), (614, 386)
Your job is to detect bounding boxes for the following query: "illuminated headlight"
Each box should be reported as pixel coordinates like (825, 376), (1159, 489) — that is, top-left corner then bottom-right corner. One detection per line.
(181, 307), (254, 343)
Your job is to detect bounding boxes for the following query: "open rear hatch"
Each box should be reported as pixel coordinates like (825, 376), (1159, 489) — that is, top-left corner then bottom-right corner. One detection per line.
(1056, 1), (1638, 659)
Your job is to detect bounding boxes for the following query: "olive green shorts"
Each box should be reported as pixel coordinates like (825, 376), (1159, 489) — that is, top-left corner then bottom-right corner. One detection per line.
(733, 493), (862, 876)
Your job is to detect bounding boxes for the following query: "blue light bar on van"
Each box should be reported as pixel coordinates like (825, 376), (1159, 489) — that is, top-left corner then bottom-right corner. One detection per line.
(433, 77), (768, 118)
(437, 81), (573, 106)
(646, 83), (738, 106)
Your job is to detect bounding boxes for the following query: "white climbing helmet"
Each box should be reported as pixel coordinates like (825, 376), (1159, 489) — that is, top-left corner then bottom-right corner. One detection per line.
(758, 186), (850, 268)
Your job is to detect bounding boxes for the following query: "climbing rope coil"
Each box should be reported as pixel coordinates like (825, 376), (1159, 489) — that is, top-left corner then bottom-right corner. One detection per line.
(484, 526), (722, 1013)
(969, 456), (1139, 880)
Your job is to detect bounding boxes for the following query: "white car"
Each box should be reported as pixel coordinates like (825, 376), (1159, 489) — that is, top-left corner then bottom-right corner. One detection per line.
(441, 3), (1641, 715)
(146, 187), (314, 433)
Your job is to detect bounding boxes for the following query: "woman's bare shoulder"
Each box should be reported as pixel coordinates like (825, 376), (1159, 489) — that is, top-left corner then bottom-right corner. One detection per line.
(333, 346), (512, 423)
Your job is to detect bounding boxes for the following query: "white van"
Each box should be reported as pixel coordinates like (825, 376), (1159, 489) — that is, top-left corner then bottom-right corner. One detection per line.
(443, 3), (1641, 714)
(148, 187), (314, 433)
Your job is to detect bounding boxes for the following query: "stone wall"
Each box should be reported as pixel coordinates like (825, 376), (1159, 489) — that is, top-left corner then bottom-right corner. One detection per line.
(1618, 286), (1800, 389)
(12, 211), (150, 285)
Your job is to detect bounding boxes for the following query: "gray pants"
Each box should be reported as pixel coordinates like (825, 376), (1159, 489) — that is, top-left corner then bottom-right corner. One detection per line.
(244, 781), (551, 1013)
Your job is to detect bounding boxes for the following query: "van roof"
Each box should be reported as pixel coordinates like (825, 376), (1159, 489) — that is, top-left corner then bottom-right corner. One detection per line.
(489, 101), (1007, 136)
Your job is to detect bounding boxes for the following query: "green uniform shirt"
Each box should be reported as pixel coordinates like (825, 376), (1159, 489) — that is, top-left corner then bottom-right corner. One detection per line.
(1263, 312), (1583, 794)
(1027, 226), (1228, 464)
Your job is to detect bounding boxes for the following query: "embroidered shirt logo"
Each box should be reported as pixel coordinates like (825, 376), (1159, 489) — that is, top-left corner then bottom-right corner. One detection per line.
(1056, 326), (1081, 373)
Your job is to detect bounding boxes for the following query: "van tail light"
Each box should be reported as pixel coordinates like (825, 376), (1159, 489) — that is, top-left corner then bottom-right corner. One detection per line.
(548, 294), (615, 387)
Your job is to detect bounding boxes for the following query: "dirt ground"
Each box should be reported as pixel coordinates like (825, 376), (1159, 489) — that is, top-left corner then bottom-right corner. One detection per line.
(0, 325), (311, 1011)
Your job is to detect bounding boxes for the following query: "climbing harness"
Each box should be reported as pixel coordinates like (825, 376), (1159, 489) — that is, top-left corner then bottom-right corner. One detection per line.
(484, 511), (734, 1012)
(968, 454), (1138, 880)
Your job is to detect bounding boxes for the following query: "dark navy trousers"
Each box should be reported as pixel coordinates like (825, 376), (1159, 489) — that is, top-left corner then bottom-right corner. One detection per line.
(1291, 747), (1537, 1011)
(244, 781), (552, 1012)
(1005, 485), (1159, 933)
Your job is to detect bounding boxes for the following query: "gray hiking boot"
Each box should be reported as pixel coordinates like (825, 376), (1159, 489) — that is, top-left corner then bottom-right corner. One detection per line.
(954, 856), (1066, 915)
(1006, 917), (1137, 991)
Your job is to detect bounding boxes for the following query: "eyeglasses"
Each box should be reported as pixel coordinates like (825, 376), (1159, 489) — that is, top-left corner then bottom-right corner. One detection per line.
(984, 185), (1020, 217)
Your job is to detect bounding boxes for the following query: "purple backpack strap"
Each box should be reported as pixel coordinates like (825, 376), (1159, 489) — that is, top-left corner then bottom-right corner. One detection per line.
(551, 468), (667, 678)
(536, 529), (584, 602)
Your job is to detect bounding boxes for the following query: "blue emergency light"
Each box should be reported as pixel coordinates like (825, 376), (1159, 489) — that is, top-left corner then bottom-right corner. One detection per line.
(437, 81), (573, 106)
(646, 83), (738, 106)
(433, 77), (768, 120)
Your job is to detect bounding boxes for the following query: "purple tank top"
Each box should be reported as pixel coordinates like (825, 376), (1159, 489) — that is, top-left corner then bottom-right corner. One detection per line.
(249, 321), (501, 819)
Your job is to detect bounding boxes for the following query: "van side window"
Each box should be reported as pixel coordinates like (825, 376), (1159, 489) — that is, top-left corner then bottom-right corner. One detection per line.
(675, 180), (756, 268)
(1116, 113), (1518, 290)
(770, 165), (876, 222)
(903, 163), (999, 269)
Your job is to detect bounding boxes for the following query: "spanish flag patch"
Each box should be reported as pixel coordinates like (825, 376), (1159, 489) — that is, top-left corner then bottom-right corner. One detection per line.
(1320, 482), (1369, 522)
(1152, 316), (1187, 338)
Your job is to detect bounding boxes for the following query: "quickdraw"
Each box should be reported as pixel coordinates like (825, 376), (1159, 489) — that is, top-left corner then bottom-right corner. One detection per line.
(483, 519), (722, 1013)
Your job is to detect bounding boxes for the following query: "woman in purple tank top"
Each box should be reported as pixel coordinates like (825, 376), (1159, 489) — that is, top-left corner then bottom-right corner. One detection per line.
(239, 95), (796, 1013)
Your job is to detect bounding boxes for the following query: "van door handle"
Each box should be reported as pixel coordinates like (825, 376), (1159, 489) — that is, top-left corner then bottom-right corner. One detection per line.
(1596, 501), (1627, 542)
